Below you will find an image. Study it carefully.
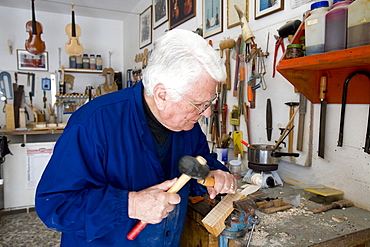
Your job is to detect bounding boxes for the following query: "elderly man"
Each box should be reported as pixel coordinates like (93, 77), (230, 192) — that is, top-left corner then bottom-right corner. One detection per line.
(36, 29), (236, 246)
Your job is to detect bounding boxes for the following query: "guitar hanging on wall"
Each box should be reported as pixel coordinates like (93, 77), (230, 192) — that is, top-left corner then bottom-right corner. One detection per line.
(65, 2), (83, 56)
(25, 0), (46, 55)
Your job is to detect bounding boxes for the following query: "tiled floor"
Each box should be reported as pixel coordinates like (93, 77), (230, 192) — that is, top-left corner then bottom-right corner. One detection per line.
(0, 209), (60, 247)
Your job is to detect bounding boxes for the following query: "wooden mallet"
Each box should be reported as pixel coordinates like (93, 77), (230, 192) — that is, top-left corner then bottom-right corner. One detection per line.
(127, 156), (214, 240)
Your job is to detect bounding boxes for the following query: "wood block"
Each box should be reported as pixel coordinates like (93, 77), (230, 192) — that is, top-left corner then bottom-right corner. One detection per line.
(5, 104), (15, 130)
(201, 192), (245, 236)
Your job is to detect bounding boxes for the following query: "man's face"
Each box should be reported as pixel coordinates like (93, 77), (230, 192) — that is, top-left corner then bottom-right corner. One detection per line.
(159, 75), (218, 132)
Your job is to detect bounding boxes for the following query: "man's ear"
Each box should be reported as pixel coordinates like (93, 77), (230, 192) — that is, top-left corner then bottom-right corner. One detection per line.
(153, 84), (167, 111)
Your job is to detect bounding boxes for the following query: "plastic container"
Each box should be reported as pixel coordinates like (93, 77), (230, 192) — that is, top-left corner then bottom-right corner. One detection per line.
(82, 54), (90, 69)
(305, 1), (330, 56)
(96, 55), (103, 70)
(89, 54), (96, 69)
(286, 44), (303, 58)
(76, 55), (82, 68)
(229, 160), (242, 179)
(324, 0), (352, 52)
(347, 0), (370, 48)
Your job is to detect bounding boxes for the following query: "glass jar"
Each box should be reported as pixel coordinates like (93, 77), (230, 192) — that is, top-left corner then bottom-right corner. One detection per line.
(76, 55), (83, 68)
(286, 44), (303, 59)
(89, 54), (96, 69)
(300, 36), (306, 56)
(96, 55), (103, 70)
(229, 160), (242, 179)
(69, 56), (76, 68)
(82, 54), (90, 69)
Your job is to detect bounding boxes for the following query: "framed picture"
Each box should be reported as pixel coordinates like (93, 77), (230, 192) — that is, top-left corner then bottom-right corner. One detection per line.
(255, 0), (284, 19)
(17, 49), (48, 71)
(153, 0), (168, 29)
(203, 0), (223, 38)
(139, 6), (152, 49)
(227, 0), (248, 29)
(169, 0), (196, 29)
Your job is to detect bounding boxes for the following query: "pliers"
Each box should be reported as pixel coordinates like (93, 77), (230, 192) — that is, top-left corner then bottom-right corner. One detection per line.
(272, 35), (285, 78)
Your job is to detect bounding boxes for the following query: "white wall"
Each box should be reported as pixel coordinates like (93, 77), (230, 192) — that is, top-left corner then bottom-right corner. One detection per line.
(123, 0), (370, 210)
(0, 6), (124, 125)
(1, 2), (368, 211)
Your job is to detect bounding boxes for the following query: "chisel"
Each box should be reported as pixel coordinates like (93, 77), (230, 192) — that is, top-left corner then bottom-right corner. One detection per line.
(318, 76), (327, 158)
(297, 93), (307, 151)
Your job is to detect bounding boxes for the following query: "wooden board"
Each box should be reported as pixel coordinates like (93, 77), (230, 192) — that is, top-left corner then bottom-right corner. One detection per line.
(304, 186), (344, 197)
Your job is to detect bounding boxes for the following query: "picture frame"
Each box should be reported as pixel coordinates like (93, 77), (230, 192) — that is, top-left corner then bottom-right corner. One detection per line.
(169, 0), (196, 29)
(153, 0), (168, 29)
(139, 6), (152, 49)
(17, 49), (48, 71)
(203, 0), (223, 38)
(255, 0), (284, 19)
(227, 0), (248, 29)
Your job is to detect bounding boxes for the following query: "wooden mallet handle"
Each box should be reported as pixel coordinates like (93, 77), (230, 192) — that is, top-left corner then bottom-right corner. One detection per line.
(127, 156), (209, 240)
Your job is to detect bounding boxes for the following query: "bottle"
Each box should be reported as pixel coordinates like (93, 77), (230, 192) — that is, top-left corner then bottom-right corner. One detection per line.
(229, 160), (242, 179)
(305, 1), (330, 56)
(324, 0), (352, 52)
(96, 55), (103, 70)
(82, 54), (90, 69)
(76, 55), (83, 68)
(69, 56), (76, 68)
(89, 54), (96, 69)
(347, 0), (370, 48)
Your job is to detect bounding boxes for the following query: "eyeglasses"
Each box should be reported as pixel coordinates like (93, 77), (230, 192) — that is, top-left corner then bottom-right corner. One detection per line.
(180, 93), (218, 115)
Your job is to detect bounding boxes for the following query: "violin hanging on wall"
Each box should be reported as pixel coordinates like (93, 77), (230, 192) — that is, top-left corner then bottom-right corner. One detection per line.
(25, 0), (46, 55)
(65, 2), (83, 56)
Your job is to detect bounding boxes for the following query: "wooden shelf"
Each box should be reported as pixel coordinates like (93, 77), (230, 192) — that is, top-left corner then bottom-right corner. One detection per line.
(59, 68), (103, 74)
(276, 29), (370, 104)
(3, 129), (63, 135)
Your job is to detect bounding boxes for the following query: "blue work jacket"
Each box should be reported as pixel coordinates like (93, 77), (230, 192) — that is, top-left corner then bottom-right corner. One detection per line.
(35, 81), (228, 246)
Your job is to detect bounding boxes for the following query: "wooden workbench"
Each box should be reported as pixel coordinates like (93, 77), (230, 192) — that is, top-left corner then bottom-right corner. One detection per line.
(180, 184), (370, 247)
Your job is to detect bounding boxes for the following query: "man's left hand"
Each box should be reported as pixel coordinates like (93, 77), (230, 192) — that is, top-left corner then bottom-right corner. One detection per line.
(206, 169), (237, 199)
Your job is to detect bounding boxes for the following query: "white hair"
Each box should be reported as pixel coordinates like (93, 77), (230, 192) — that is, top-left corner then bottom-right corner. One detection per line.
(142, 29), (226, 101)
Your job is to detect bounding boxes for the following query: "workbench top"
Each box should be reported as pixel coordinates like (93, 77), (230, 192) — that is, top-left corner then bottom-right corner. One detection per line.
(185, 183), (370, 247)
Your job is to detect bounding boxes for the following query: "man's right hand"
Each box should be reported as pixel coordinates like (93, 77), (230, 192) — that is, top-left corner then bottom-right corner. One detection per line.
(128, 178), (181, 224)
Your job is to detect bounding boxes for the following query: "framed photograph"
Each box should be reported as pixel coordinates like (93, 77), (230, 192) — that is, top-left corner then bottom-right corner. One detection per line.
(203, 0), (223, 38)
(153, 0), (168, 29)
(255, 0), (284, 19)
(17, 49), (48, 71)
(139, 6), (152, 49)
(227, 0), (248, 29)
(169, 0), (196, 29)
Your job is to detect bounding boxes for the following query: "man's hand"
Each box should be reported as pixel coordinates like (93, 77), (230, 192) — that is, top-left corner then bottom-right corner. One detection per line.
(206, 169), (237, 199)
(128, 178), (181, 224)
